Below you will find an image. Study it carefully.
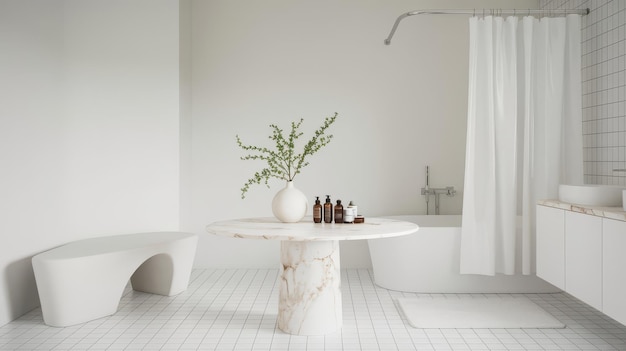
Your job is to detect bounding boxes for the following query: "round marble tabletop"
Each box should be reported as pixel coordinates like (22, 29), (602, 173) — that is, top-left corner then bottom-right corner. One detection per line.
(206, 217), (419, 241)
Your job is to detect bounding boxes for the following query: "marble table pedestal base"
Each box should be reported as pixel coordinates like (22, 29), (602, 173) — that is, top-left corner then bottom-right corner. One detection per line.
(278, 240), (341, 335)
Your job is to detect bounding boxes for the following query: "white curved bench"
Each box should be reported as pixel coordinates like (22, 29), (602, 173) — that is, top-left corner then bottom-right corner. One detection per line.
(32, 232), (197, 327)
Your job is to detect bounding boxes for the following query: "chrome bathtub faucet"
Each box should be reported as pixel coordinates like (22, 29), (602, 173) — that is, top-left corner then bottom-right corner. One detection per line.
(421, 166), (456, 215)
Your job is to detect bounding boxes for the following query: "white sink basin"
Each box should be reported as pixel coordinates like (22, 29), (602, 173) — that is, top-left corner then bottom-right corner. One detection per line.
(558, 184), (625, 207)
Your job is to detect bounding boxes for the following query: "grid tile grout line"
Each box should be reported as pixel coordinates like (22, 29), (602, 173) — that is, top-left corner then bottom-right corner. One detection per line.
(1, 269), (626, 350)
(151, 269), (231, 350)
(354, 269), (381, 351)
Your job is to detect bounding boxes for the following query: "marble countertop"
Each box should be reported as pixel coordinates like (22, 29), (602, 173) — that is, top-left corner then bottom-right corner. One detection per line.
(206, 217), (419, 241)
(538, 199), (626, 222)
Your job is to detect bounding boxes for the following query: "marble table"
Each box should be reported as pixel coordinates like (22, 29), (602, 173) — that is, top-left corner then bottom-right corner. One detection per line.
(206, 217), (418, 335)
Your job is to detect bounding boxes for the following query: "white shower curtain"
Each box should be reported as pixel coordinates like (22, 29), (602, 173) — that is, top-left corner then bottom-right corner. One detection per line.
(460, 15), (583, 276)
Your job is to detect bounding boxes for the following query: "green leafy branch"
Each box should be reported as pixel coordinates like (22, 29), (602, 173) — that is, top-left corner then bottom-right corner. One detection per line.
(236, 112), (338, 199)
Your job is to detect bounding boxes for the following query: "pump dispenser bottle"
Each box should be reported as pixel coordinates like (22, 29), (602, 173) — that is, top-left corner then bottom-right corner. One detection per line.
(334, 200), (343, 223)
(323, 195), (333, 223)
(313, 197), (322, 223)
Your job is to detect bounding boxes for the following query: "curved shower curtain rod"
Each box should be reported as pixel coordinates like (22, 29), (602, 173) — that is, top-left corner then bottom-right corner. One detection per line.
(384, 8), (590, 45)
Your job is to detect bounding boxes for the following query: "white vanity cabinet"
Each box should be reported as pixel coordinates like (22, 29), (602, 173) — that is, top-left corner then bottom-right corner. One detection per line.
(565, 211), (602, 311)
(602, 218), (626, 326)
(536, 202), (626, 326)
(536, 205), (565, 289)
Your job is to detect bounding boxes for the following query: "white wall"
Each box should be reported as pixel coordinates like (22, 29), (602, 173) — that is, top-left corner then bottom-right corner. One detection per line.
(190, 0), (539, 268)
(0, 0), (181, 326)
(180, 0), (193, 231)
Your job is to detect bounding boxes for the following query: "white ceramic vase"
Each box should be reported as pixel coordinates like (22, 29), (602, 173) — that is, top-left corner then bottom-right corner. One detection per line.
(272, 181), (308, 223)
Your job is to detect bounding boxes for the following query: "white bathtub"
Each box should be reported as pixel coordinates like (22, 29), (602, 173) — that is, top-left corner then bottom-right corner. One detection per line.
(368, 215), (559, 293)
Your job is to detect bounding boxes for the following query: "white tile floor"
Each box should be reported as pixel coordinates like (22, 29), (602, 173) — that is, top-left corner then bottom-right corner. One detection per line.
(1, 269), (625, 351)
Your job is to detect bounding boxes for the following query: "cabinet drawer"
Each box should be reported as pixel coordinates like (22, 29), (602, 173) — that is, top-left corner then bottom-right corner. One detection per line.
(565, 211), (602, 311)
(536, 205), (565, 289)
(603, 218), (626, 325)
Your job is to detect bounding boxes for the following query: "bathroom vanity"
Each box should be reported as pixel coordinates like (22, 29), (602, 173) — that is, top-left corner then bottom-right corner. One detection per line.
(536, 200), (626, 326)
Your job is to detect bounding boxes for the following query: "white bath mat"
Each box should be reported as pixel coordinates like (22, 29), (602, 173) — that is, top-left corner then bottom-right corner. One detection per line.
(397, 296), (565, 329)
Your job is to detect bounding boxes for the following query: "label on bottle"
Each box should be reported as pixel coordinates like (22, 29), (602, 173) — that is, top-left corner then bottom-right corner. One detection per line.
(347, 205), (357, 216)
(313, 207), (322, 223)
(343, 208), (355, 223)
(324, 205), (332, 223)
(335, 207), (343, 223)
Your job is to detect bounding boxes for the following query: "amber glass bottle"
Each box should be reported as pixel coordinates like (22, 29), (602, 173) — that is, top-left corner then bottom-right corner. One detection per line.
(313, 197), (322, 223)
(323, 195), (333, 223)
(334, 200), (344, 223)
